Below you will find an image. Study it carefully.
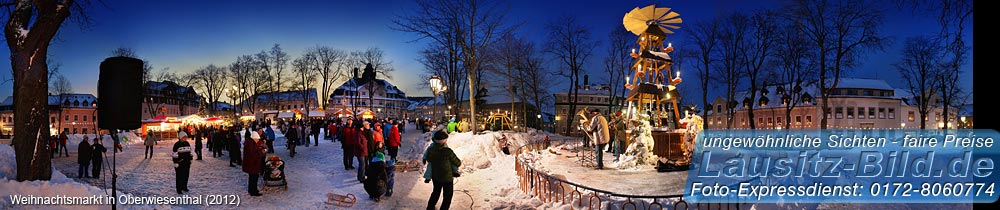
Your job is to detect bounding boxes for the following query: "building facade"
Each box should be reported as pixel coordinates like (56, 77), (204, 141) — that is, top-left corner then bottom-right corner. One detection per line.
(553, 84), (624, 136)
(1, 94), (100, 136)
(328, 66), (410, 120)
(242, 88), (318, 119)
(142, 81), (202, 120)
(705, 78), (957, 130)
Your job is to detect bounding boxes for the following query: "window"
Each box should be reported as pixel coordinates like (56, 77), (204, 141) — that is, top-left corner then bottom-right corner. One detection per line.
(835, 107), (843, 119)
(847, 107), (855, 119)
(72, 128), (78, 134)
(864, 90), (874, 96)
(936, 112), (941, 121)
(776, 117), (783, 126)
(51, 117), (56, 122)
(65, 116), (69, 121)
(888, 108), (895, 119)
(741, 118), (746, 126)
(832, 89), (842, 95)
(758, 118), (764, 126)
(796, 116), (802, 124)
(878, 108), (885, 119)
(767, 117), (773, 126)
(717, 118), (722, 125)
(74, 115), (78, 121)
(858, 107), (865, 119)
(716, 105), (722, 113)
(868, 107), (875, 119)
(908, 111), (915, 121)
(825, 108), (832, 118)
(82, 128), (87, 134)
(83, 116), (87, 121)
(847, 89), (858, 95)
(806, 116), (813, 124)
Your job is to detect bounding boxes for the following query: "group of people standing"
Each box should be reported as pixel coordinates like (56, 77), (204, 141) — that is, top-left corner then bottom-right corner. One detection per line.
(76, 133), (107, 179)
(336, 117), (403, 201)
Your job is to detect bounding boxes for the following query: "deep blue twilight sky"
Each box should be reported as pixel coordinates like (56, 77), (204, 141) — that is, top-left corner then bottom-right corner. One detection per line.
(0, 0), (973, 106)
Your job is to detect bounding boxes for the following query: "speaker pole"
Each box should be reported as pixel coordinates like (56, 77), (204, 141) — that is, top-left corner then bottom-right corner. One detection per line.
(111, 129), (118, 210)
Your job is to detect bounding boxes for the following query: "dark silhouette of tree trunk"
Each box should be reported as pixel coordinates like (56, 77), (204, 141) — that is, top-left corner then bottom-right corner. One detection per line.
(740, 10), (780, 130)
(5, 0), (78, 181)
(193, 65), (227, 115)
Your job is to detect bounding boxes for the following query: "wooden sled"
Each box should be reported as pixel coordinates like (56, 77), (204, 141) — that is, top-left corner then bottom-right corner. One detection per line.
(395, 159), (423, 172)
(325, 193), (356, 208)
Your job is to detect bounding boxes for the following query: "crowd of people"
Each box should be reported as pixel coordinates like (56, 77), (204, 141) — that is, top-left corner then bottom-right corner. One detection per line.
(57, 114), (471, 209)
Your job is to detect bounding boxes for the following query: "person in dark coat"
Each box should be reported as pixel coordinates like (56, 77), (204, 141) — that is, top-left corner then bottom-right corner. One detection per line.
(287, 123), (299, 158)
(264, 126), (276, 154)
(77, 136), (92, 178)
(91, 136), (107, 178)
(342, 119), (356, 169)
(59, 129), (70, 157)
(364, 151), (388, 201)
(228, 128), (242, 167)
(311, 120), (321, 146)
(355, 121), (370, 183)
(172, 132), (193, 194)
(243, 130), (265, 196)
(194, 128), (203, 160)
(426, 130), (462, 210)
(213, 127), (226, 157)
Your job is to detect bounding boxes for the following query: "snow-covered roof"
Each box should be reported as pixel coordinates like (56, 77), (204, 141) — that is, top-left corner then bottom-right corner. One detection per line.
(830, 78), (893, 90)
(48, 94), (98, 108)
(334, 78), (406, 96)
(146, 81), (200, 97)
(210, 101), (233, 110)
(406, 96), (436, 110)
(249, 88), (317, 104)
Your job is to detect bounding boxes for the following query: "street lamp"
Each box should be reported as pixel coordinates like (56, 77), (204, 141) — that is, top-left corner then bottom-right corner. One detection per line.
(429, 75), (446, 124)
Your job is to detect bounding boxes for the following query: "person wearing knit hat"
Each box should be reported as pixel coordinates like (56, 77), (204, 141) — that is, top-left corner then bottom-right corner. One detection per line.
(425, 129), (461, 210)
(243, 128), (266, 196)
(172, 130), (193, 194)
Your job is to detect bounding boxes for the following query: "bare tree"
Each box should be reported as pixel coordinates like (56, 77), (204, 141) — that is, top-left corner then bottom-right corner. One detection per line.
(304, 46), (348, 110)
(518, 44), (557, 129)
(394, 0), (516, 132)
(49, 72), (72, 132)
(786, 0), (890, 129)
(716, 13), (748, 129)
(487, 32), (532, 124)
(193, 65), (227, 115)
(896, 36), (940, 129)
(545, 15), (598, 136)
(349, 47), (394, 79)
(259, 44), (289, 110)
(603, 27), (631, 114)
(898, 0), (972, 130)
(685, 18), (720, 128)
(774, 20), (816, 129)
(739, 10), (780, 130)
(292, 53), (318, 110)
(417, 43), (467, 115)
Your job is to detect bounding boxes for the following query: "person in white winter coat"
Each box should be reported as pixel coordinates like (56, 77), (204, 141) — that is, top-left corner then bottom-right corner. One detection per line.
(583, 111), (610, 169)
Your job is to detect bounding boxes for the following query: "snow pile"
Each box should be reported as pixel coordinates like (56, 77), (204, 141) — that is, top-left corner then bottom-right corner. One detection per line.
(0, 144), (164, 210)
(0, 144), (15, 180)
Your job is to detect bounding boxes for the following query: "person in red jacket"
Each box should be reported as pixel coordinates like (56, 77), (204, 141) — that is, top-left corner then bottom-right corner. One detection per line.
(243, 128), (266, 196)
(327, 121), (336, 141)
(387, 121), (401, 161)
(342, 119), (356, 170)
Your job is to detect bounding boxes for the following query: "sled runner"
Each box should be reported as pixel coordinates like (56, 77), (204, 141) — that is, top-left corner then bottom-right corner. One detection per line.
(393, 159), (422, 172)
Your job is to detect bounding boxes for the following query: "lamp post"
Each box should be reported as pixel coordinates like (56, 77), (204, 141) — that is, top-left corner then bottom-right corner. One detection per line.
(429, 75), (446, 124)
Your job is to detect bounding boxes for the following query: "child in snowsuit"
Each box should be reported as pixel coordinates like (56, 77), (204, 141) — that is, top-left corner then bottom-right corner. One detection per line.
(364, 151), (388, 202)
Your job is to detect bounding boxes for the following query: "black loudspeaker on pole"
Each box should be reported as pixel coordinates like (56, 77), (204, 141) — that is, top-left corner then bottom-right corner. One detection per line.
(98, 56), (143, 210)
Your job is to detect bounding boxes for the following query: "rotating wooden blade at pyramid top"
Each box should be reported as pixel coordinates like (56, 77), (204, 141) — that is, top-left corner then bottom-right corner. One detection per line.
(622, 5), (682, 36)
